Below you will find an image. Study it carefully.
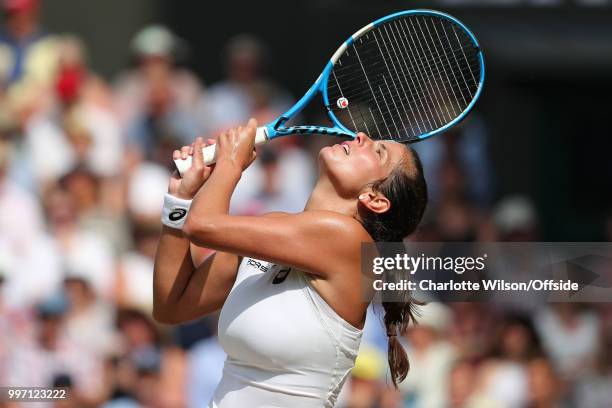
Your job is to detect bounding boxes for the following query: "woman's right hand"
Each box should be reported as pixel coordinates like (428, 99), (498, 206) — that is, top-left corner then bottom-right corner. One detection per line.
(168, 137), (215, 199)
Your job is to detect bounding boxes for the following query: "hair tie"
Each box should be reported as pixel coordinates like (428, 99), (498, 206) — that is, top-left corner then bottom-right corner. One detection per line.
(387, 331), (397, 337)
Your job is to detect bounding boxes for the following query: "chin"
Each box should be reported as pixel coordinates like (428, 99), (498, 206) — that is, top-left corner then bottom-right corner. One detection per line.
(318, 146), (335, 167)
(317, 146), (339, 179)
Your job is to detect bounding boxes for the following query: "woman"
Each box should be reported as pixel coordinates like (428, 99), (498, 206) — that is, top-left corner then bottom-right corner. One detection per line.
(153, 118), (427, 407)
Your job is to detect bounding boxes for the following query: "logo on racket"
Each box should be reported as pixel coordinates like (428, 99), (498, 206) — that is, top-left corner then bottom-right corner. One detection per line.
(169, 208), (187, 221)
(337, 97), (349, 109)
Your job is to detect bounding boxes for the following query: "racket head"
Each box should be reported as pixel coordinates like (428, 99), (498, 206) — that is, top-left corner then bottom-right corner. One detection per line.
(322, 9), (485, 143)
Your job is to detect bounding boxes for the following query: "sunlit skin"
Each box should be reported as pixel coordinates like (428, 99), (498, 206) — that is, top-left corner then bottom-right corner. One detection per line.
(308, 132), (416, 218)
(153, 119), (418, 330)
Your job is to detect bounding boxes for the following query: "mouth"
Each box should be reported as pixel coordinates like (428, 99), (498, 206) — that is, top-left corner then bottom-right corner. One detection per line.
(340, 142), (350, 155)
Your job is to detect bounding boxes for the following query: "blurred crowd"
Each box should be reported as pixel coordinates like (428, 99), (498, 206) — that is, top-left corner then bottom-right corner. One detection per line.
(0, 1), (611, 407)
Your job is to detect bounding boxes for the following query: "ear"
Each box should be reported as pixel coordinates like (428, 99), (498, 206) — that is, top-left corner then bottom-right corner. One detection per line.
(359, 191), (391, 214)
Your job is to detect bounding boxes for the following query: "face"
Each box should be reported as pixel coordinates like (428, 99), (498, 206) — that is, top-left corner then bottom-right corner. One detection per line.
(319, 132), (413, 198)
(501, 323), (531, 359)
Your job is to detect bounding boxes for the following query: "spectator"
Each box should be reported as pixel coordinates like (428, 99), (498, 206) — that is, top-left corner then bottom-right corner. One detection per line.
(476, 314), (543, 408)
(231, 144), (315, 215)
(10, 34), (122, 189)
(2, 293), (106, 406)
(116, 222), (160, 313)
(201, 34), (293, 134)
(399, 302), (456, 408)
(412, 115), (493, 208)
(59, 166), (131, 255)
(115, 25), (203, 167)
(526, 358), (564, 408)
(535, 303), (599, 381)
(54, 35), (123, 178)
(337, 345), (391, 408)
(0, 0), (59, 89)
(448, 359), (498, 408)
(187, 314), (226, 408)
(63, 275), (117, 358)
(574, 333), (612, 407)
(448, 303), (495, 360)
(0, 124), (64, 307)
(43, 183), (116, 300)
(492, 195), (539, 242)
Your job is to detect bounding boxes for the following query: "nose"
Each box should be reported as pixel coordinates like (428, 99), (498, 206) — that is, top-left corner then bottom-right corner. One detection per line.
(354, 132), (370, 147)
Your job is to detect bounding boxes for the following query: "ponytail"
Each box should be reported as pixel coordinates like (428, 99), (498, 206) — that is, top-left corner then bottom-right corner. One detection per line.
(361, 145), (427, 388)
(383, 300), (421, 388)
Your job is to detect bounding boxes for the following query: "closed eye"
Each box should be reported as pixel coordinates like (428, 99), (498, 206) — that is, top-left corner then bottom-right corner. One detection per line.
(378, 143), (387, 160)
(376, 142), (383, 156)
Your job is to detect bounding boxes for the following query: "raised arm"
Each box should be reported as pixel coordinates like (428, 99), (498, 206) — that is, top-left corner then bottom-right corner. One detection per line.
(153, 138), (240, 324)
(182, 119), (368, 277)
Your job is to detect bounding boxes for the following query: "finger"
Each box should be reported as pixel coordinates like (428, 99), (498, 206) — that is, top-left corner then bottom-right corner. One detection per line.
(246, 149), (257, 167)
(191, 137), (202, 157)
(206, 138), (215, 146)
(217, 131), (227, 147)
(180, 146), (190, 160)
(247, 117), (258, 129)
(172, 150), (181, 160)
(202, 166), (212, 179)
(170, 169), (180, 180)
(241, 122), (256, 143)
(193, 137), (204, 168)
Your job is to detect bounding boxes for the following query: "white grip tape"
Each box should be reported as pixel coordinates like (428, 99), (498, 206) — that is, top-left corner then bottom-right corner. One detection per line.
(174, 127), (269, 176)
(161, 193), (192, 230)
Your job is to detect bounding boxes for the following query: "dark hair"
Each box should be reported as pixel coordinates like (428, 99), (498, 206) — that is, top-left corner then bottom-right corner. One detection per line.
(360, 145), (428, 388)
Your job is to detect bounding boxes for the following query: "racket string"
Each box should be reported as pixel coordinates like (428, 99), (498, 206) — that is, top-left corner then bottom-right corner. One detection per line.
(332, 44), (479, 88)
(349, 39), (395, 139)
(332, 62), (480, 96)
(373, 25), (432, 135)
(372, 29), (422, 138)
(332, 69), (478, 123)
(426, 18), (470, 112)
(399, 19), (451, 130)
(330, 69), (359, 132)
(332, 25), (480, 90)
(327, 14), (481, 141)
(414, 18), (466, 118)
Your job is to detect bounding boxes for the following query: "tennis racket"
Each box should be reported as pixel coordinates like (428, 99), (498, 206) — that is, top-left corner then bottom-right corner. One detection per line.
(175, 9), (485, 175)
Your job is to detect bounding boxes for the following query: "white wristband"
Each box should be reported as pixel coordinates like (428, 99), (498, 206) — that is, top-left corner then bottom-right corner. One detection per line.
(161, 193), (192, 230)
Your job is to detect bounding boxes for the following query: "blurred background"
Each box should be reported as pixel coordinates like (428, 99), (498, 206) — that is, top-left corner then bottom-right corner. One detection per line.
(0, 0), (611, 407)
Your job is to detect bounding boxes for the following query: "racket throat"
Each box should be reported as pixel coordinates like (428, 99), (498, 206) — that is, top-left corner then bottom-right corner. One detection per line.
(275, 125), (349, 136)
(272, 116), (291, 130)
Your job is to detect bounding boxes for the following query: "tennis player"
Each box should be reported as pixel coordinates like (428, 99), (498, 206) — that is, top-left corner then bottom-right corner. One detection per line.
(153, 118), (427, 407)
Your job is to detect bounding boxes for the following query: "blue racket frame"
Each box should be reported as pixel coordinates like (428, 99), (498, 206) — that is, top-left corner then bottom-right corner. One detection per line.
(263, 9), (485, 143)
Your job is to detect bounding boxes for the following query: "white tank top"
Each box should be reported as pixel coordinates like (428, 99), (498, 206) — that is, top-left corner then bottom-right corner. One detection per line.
(208, 257), (363, 408)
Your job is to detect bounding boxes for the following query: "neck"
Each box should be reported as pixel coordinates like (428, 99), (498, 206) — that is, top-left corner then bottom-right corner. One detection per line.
(304, 177), (357, 218)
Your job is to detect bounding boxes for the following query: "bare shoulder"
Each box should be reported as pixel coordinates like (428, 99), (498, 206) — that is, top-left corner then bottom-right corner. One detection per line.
(301, 210), (373, 247)
(263, 210), (370, 241)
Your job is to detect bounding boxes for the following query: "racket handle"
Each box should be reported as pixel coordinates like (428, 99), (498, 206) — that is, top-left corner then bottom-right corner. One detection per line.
(174, 127), (269, 176)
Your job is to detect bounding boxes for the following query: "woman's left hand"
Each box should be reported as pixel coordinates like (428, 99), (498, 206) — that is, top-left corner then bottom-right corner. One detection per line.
(215, 118), (258, 172)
